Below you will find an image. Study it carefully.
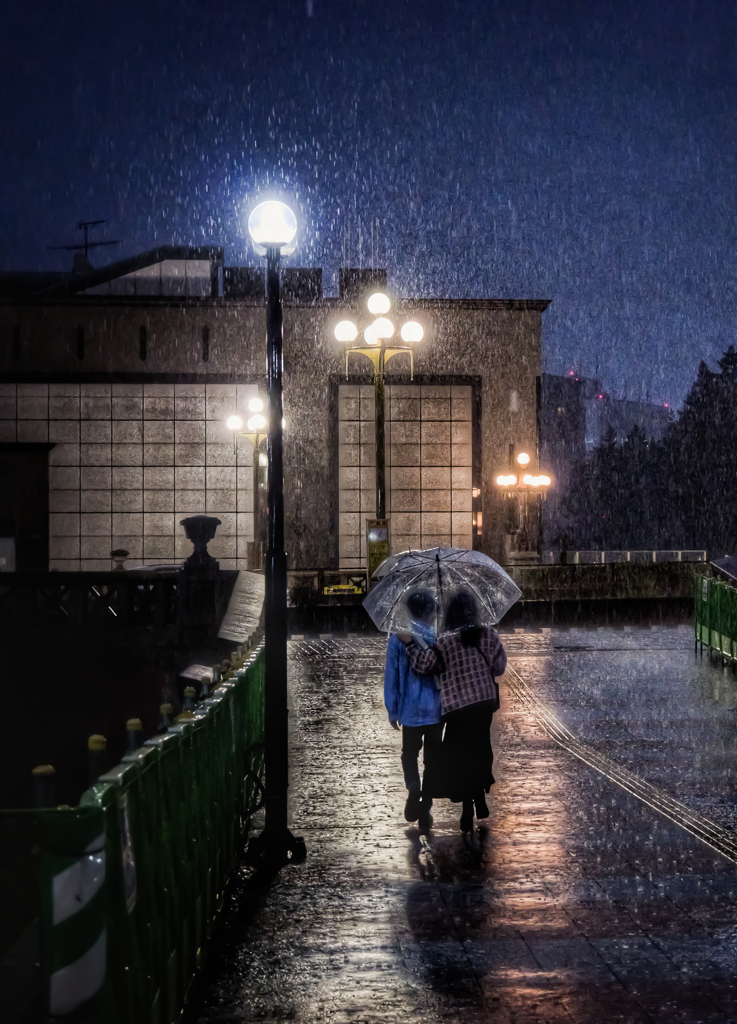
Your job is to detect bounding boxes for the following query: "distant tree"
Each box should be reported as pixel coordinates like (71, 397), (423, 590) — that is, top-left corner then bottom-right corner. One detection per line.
(718, 345), (737, 381)
(666, 351), (737, 552)
(558, 348), (737, 556)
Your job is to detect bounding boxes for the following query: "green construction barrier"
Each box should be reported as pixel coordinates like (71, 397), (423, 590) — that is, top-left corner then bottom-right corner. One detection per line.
(694, 572), (705, 647)
(693, 575), (737, 660)
(695, 573), (712, 648)
(0, 642), (265, 1024)
(708, 577), (720, 652)
(722, 581), (737, 661)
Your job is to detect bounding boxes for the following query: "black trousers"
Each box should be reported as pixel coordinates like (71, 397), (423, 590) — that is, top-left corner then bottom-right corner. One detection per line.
(401, 723), (444, 805)
(442, 700), (495, 803)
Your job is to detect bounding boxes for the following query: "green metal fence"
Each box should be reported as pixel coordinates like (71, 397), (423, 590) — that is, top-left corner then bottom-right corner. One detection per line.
(1, 643), (265, 1024)
(694, 574), (737, 663)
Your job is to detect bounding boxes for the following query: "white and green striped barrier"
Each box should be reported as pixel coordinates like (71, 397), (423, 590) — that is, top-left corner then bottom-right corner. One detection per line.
(1, 642), (265, 1024)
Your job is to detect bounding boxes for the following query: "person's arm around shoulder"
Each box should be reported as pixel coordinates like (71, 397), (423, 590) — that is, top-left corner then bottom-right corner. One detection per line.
(485, 628), (507, 677)
(384, 634), (402, 730)
(402, 636), (441, 676)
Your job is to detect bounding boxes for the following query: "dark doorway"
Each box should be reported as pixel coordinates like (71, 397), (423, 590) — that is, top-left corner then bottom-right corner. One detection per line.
(0, 444), (53, 571)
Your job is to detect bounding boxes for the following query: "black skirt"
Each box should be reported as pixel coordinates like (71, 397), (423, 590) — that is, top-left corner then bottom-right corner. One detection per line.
(433, 699), (495, 803)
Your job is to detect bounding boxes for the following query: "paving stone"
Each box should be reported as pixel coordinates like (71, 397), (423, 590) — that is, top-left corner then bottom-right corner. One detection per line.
(184, 632), (737, 1024)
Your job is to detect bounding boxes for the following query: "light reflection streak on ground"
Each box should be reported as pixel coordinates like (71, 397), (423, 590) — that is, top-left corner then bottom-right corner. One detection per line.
(505, 663), (737, 864)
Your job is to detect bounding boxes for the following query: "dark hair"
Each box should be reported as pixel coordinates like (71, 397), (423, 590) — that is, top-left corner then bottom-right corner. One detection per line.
(445, 592), (483, 647)
(406, 591), (435, 620)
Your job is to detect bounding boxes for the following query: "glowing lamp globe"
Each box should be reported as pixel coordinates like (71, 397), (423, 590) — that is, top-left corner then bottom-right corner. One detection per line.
(400, 321), (424, 343)
(227, 415), (243, 431)
(372, 317), (395, 339)
(335, 320), (358, 342)
(517, 452), (531, 466)
(247, 414), (266, 431)
(364, 323), (379, 346)
(367, 292), (391, 315)
(248, 397), (264, 413)
(539, 475), (551, 486)
(247, 201), (297, 256)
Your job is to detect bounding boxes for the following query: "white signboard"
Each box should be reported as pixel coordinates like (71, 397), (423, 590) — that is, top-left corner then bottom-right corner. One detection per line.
(180, 663), (215, 682)
(218, 570), (265, 642)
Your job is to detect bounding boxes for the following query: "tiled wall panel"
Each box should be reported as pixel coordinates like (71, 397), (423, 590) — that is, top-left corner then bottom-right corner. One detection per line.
(1, 382), (260, 570)
(338, 383), (474, 569)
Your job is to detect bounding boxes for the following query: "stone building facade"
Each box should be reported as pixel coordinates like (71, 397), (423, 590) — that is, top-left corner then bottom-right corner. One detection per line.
(0, 248), (548, 572)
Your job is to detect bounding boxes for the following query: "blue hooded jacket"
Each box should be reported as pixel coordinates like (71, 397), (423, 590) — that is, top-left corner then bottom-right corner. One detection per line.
(384, 631), (442, 727)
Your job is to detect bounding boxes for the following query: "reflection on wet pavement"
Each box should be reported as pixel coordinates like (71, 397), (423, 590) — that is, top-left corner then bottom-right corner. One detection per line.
(185, 630), (737, 1024)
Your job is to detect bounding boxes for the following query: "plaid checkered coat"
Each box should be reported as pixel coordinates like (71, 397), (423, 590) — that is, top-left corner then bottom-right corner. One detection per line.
(405, 628), (507, 714)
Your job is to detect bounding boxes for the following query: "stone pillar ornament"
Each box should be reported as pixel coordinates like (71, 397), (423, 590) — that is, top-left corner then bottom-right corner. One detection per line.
(110, 548), (130, 571)
(180, 515), (222, 571)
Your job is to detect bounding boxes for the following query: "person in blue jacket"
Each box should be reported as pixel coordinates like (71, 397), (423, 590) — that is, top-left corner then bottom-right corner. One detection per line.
(384, 590), (442, 828)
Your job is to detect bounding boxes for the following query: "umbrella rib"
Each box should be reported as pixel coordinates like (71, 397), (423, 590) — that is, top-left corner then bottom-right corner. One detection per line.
(380, 560), (440, 633)
(440, 563), (513, 622)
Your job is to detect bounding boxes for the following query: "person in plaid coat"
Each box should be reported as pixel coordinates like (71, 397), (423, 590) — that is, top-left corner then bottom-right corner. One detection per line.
(403, 592), (506, 832)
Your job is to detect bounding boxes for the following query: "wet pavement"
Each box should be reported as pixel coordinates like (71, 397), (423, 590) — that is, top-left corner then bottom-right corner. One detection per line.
(185, 627), (737, 1024)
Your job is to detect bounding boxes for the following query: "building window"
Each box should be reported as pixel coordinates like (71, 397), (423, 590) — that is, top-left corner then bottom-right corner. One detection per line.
(139, 325), (147, 362)
(202, 326), (210, 362)
(76, 325), (85, 361)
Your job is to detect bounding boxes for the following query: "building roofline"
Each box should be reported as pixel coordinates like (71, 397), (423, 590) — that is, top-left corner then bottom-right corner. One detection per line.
(1, 294), (551, 312)
(321, 297), (551, 312)
(36, 245), (225, 296)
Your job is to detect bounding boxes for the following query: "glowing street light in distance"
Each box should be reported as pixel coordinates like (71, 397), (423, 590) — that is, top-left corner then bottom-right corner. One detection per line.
(247, 414), (266, 431)
(334, 320), (358, 342)
(227, 415), (243, 431)
(517, 452), (531, 466)
(496, 474), (518, 487)
(248, 397), (264, 412)
(367, 292), (391, 315)
(400, 321), (424, 342)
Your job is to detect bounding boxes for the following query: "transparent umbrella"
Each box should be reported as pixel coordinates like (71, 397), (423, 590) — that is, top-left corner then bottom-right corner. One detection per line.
(363, 546), (521, 636)
(372, 545), (442, 580)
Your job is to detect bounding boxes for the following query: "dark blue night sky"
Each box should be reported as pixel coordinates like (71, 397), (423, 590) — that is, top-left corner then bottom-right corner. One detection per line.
(1, 0), (734, 406)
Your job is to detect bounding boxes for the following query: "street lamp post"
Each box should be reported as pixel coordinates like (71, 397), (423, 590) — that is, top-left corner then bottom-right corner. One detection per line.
(334, 296), (424, 577)
(244, 201), (304, 864)
(496, 449), (552, 559)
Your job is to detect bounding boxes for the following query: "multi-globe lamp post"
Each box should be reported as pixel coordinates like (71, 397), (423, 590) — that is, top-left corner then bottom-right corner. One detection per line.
(241, 200), (304, 863)
(334, 294), (424, 578)
(496, 450), (552, 555)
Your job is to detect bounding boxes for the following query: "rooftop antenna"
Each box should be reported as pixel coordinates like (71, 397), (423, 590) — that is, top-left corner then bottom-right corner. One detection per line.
(50, 220), (120, 262)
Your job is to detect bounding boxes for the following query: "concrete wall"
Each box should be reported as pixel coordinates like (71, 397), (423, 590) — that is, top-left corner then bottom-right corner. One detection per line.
(0, 290), (546, 568)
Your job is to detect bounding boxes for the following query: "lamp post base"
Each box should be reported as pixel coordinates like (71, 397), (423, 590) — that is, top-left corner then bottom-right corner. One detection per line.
(246, 826), (307, 866)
